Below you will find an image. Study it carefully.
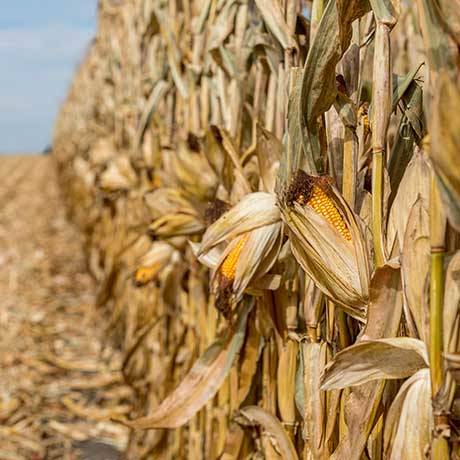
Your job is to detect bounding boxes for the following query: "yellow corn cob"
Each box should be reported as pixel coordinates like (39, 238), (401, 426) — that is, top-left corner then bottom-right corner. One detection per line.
(220, 233), (250, 281)
(307, 185), (352, 241)
(134, 263), (161, 285)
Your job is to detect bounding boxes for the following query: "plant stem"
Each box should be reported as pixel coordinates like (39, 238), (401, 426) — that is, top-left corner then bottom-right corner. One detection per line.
(430, 251), (444, 394)
(372, 148), (385, 267)
(370, 22), (391, 267)
(429, 171), (449, 458)
(340, 129), (356, 349)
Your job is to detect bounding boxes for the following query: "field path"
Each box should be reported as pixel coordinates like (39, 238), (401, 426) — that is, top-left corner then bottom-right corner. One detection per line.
(0, 156), (131, 460)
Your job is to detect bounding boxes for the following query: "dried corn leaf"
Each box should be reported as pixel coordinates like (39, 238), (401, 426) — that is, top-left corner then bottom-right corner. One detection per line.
(237, 313), (261, 405)
(282, 175), (370, 317)
(299, 0), (370, 165)
(256, 123), (282, 193)
(321, 338), (428, 390)
(430, 72), (460, 232)
(254, 0), (296, 50)
(444, 251), (460, 354)
(237, 406), (299, 460)
(386, 149), (430, 253)
(114, 300), (251, 429)
(401, 197), (430, 340)
(384, 368), (432, 460)
(331, 264), (403, 459)
(198, 192), (280, 254)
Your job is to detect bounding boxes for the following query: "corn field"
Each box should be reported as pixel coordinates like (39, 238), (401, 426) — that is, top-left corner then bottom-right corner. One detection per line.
(53, 0), (460, 458)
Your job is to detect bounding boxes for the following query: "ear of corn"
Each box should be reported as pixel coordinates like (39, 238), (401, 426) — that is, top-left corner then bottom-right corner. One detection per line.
(134, 263), (160, 286)
(287, 171), (351, 241)
(305, 183), (351, 241)
(219, 234), (249, 283)
(53, 0), (460, 459)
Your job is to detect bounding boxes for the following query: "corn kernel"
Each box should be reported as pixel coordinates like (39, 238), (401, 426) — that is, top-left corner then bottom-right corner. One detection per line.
(220, 233), (249, 281)
(307, 185), (352, 241)
(134, 263), (161, 285)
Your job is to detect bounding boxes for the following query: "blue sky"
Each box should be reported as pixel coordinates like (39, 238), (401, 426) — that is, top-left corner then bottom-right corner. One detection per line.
(0, 1), (98, 153)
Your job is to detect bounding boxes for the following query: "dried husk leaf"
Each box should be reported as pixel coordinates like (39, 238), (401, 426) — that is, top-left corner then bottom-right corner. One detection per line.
(369, 0), (400, 25)
(388, 82), (425, 208)
(277, 67), (315, 190)
(437, 0), (460, 45)
(231, 222), (283, 299)
(190, 240), (223, 270)
(198, 192), (281, 255)
(415, 0), (458, 81)
(219, 423), (246, 460)
(73, 157), (95, 188)
(441, 251), (460, 402)
(207, 125), (251, 195)
(134, 79), (169, 148)
(281, 178), (370, 318)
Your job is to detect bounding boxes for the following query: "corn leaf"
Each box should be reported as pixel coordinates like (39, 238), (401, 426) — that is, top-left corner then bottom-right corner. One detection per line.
(321, 338), (428, 390)
(237, 406), (299, 460)
(113, 300), (252, 429)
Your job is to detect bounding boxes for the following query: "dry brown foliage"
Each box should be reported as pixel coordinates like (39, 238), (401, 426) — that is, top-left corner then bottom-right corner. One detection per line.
(53, 0), (460, 458)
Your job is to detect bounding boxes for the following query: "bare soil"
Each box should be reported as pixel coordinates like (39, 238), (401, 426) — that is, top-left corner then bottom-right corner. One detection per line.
(0, 156), (131, 460)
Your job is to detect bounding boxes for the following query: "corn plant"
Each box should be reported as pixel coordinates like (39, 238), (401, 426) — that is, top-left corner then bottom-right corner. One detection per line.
(54, 0), (460, 458)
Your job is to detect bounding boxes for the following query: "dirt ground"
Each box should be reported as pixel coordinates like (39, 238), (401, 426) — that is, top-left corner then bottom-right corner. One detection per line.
(0, 155), (132, 459)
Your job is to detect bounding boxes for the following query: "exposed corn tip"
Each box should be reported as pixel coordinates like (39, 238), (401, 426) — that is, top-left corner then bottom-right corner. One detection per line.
(134, 263), (161, 285)
(307, 185), (351, 241)
(220, 233), (250, 281)
(286, 171), (352, 242)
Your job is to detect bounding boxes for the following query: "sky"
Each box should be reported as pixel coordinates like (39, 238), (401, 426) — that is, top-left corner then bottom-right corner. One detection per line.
(0, 1), (98, 153)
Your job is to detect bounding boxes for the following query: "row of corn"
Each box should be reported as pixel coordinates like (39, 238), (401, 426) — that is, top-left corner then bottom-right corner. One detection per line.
(53, 0), (460, 458)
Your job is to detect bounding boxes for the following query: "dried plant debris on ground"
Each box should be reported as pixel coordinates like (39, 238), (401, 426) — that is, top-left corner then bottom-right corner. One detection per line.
(0, 156), (132, 460)
(51, 0), (460, 459)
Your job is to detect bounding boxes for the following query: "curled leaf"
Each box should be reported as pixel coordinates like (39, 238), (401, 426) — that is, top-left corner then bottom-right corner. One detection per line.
(321, 338), (428, 390)
(236, 406), (299, 460)
(198, 192), (281, 255)
(384, 369), (432, 460)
